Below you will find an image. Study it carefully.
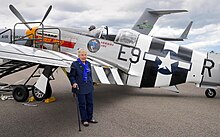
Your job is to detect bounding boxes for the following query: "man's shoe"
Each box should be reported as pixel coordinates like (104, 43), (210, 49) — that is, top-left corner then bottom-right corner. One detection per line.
(82, 121), (89, 127)
(88, 119), (98, 124)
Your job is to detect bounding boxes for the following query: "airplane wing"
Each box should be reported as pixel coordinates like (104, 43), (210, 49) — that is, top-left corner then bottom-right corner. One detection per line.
(0, 42), (124, 86)
(0, 42), (73, 68)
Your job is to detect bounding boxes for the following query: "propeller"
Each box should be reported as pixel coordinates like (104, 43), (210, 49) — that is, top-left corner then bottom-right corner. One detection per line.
(9, 4), (53, 46)
(9, 4), (32, 30)
(9, 4), (52, 30)
(39, 5), (52, 26)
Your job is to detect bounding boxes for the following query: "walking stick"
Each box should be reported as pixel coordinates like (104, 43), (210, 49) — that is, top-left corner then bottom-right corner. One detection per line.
(74, 86), (81, 132)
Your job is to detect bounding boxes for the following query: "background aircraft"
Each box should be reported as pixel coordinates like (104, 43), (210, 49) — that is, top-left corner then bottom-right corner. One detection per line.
(0, 5), (217, 102)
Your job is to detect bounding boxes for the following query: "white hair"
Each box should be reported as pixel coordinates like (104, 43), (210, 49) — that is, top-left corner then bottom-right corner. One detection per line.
(77, 48), (87, 57)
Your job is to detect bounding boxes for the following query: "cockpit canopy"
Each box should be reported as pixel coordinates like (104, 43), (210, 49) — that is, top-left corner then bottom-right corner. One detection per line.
(87, 27), (140, 46)
(114, 29), (139, 47)
(88, 26), (108, 38)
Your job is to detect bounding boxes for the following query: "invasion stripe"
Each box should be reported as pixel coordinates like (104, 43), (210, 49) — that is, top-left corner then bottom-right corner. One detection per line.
(170, 68), (189, 86)
(110, 68), (124, 85)
(141, 38), (193, 87)
(177, 46), (192, 62)
(140, 38), (165, 87)
(103, 68), (116, 84)
(140, 60), (158, 87)
(93, 66), (110, 84)
(148, 38), (165, 56)
(169, 46), (193, 86)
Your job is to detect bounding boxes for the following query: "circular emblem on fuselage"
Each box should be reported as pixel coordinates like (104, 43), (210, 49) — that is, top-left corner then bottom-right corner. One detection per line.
(87, 39), (100, 53)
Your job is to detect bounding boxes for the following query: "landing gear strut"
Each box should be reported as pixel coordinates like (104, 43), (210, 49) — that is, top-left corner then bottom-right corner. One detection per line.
(32, 82), (52, 101)
(205, 88), (216, 98)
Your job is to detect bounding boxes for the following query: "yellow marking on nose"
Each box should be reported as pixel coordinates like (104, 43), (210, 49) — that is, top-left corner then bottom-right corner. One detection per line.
(25, 27), (38, 39)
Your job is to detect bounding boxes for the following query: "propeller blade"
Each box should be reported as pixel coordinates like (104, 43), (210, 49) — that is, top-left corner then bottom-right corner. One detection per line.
(40, 5), (52, 26)
(9, 4), (32, 30)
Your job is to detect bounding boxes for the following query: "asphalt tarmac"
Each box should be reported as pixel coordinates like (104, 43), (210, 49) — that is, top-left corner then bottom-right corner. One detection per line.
(0, 68), (219, 137)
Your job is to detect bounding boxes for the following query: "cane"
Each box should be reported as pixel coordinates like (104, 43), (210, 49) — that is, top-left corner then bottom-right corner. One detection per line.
(74, 86), (81, 132)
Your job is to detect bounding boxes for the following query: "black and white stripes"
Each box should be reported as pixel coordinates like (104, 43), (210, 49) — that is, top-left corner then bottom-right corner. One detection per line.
(92, 66), (124, 85)
(140, 38), (193, 87)
(63, 52), (124, 85)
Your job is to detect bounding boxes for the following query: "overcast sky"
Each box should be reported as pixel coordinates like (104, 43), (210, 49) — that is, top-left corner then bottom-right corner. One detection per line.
(0, 0), (219, 52)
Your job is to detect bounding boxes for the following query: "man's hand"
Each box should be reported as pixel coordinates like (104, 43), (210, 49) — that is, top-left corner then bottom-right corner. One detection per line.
(72, 83), (78, 89)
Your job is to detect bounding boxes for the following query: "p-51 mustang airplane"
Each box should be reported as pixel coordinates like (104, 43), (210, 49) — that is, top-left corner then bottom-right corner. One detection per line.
(0, 5), (218, 102)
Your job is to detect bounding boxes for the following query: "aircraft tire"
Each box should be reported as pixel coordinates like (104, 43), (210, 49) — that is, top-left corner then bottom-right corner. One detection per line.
(32, 82), (52, 101)
(12, 85), (29, 102)
(205, 88), (216, 98)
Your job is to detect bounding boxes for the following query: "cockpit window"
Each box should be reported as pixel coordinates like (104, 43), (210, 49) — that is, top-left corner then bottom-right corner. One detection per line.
(115, 29), (139, 47)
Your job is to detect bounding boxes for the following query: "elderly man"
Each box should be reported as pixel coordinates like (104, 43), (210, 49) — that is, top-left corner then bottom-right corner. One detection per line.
(68, 49), (98, 127)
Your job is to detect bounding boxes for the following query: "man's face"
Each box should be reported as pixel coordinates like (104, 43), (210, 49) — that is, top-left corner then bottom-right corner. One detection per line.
(79, 53), (87, 62)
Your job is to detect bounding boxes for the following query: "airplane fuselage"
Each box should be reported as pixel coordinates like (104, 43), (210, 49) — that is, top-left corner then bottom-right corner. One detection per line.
(42, 27), (219, 89)
(1, 27), (219, 89)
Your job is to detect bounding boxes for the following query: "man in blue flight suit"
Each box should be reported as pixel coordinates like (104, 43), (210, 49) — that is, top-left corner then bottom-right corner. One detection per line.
(68, 49), (98, 127)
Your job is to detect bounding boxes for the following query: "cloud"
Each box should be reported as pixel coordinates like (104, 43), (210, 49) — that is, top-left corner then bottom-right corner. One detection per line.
(181, 0), (220, 28)
(181, 23), (220, 51)
(53, 0), (89, 12)
(0, 0), (220, 53)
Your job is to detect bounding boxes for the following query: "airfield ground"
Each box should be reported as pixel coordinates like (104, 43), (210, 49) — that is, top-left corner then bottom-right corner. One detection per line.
(0, 68), (219, 137)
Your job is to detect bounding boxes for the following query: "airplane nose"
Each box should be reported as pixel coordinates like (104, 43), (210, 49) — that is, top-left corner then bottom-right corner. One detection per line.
(25, 27), (38, 39)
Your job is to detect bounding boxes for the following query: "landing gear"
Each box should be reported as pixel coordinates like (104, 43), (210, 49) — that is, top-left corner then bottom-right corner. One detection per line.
(12, 85), (29, 102)
(32, 82), (52, 101)
(205, 88), (216, 98)
(25, 65), (56, 102)
(0, 64), (57, 102)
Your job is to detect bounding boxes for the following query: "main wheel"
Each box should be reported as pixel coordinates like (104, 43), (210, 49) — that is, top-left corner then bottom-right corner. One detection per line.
(12, 85), (29, 102)
(32, 82), (52, 101)
(205, 88), (216, 98)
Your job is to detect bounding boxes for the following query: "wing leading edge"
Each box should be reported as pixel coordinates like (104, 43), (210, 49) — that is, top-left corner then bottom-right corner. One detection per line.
(0, 42), (73, 68)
